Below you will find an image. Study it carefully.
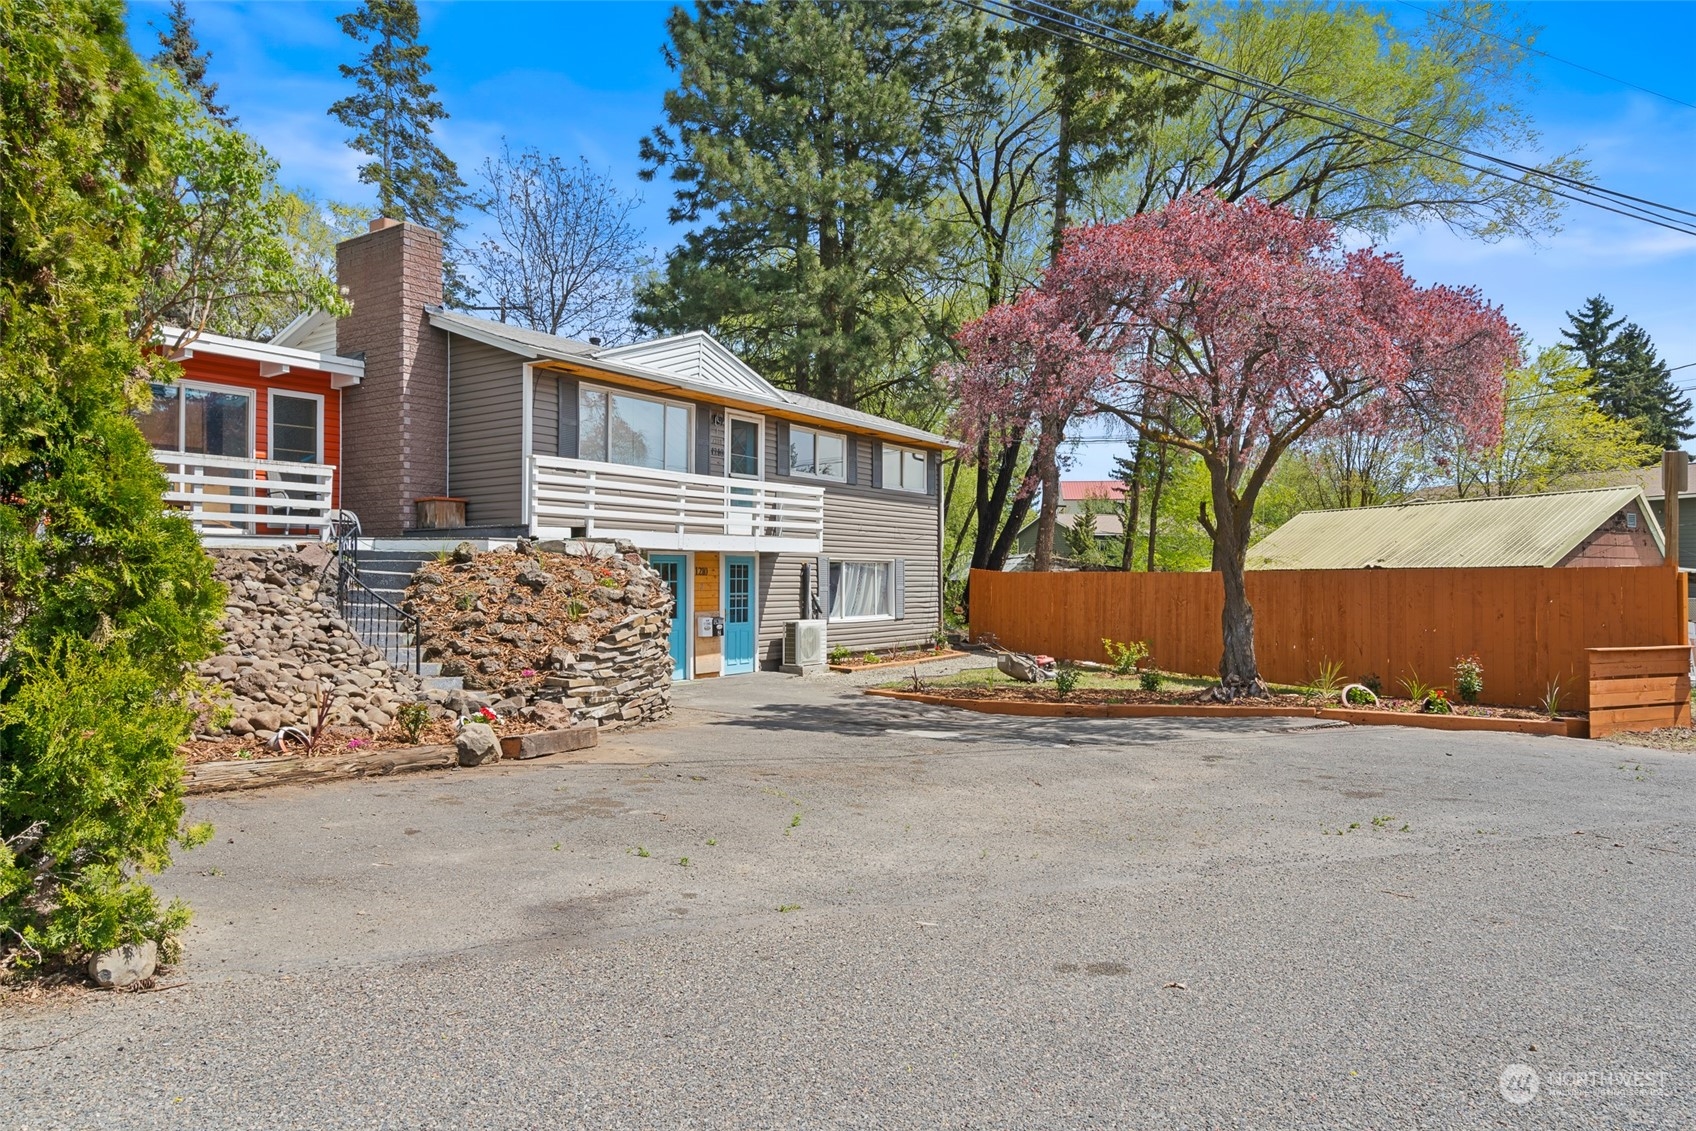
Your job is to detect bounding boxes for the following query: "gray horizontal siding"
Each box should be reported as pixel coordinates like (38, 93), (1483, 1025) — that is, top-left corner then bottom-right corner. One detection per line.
(447, 337), (524, 527)
(533, 372), (560, 456)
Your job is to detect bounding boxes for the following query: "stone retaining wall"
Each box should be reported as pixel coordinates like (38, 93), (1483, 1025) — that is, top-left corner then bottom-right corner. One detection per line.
(192, 546), (424, 742)
(407, 539), (672, 728)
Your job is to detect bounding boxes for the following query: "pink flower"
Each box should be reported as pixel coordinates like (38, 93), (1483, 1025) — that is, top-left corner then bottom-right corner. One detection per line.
(521, 668), (537, 677)
(348, 738), (368, 750)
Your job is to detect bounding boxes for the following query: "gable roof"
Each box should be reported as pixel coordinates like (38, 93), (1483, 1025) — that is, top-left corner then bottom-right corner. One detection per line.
(271, 309), (339, 353)
(1245, 486), (1663, 570)
(597, 332), (778, 400)
(1061, 480), (1126, 502)
(425, 308), (948, 448)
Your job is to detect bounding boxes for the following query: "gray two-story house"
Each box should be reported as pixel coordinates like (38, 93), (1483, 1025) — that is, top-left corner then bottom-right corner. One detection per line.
(274, 218), (947, 679)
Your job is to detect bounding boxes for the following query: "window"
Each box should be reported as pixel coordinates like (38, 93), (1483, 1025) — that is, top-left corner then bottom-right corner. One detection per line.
(789, 426), (846, 481)
(269, 393), (321, 464)
(829, 561), (890, 620)
(881, 444), (928, 493)
(140, 382), (251, 457)
(579, 386), (691, 473)
(728, 415), (761, 478)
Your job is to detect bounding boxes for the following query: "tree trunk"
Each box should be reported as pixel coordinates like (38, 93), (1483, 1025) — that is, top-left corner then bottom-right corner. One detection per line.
(1207, 467), (1267, 697)
(1031, 416), (1063, 571)
(971, 433), (1028, 571)
(1146, 440), (1170, 572)
(1119, 434), (1146, 571)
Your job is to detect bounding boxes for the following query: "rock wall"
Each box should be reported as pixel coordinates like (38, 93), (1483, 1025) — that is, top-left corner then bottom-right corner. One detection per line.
(407, 539), (672, 727)
(192, 547), (423, 741)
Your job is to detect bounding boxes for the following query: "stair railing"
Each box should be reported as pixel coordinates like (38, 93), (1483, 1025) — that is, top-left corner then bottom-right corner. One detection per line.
(330, 512), (423, 675)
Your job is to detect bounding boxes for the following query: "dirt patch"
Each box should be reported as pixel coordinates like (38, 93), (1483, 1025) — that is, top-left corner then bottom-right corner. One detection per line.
(1604, 727), (1696, 751)
(913, 681), (1566, 721)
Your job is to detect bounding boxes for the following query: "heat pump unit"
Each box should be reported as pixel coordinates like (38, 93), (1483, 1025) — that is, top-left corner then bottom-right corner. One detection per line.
(782, 619), (827, 674)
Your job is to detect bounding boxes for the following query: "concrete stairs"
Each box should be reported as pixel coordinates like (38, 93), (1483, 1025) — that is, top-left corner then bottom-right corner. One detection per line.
(339, 547), (461, 688)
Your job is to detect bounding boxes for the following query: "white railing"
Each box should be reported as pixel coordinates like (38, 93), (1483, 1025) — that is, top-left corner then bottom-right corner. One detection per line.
(529, 455), (825, 553)
(153, 451), (337, 542)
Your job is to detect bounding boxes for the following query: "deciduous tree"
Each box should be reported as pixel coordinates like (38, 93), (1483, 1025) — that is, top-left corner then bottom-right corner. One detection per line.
(464, 144), (647, 342)
(950, 195), (1516, 694)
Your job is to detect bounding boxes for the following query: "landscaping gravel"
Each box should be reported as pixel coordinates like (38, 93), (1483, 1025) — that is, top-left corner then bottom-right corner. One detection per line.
(3, 673), (1689, 1129)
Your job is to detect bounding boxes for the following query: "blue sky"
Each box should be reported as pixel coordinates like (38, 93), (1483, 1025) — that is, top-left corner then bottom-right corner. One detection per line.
(126, 1), (1695, 474)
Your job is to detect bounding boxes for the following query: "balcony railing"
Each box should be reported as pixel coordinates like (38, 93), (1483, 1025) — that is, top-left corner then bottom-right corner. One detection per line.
(153, 451), (336, 542)
(529, 454), (825, 553)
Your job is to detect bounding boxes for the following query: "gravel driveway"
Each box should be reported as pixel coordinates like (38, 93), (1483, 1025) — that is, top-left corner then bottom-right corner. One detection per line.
(3, 673), (1690, 1129)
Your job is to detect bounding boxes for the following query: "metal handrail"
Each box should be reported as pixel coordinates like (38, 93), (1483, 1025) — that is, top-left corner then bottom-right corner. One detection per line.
(332, 515), (423, 674)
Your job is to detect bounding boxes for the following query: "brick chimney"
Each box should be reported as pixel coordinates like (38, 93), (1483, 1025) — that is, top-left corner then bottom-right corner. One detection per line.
(334, 218), (449, 537)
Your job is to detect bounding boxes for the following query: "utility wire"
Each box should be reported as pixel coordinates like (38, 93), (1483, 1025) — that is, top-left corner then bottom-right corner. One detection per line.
(966, 0), (1696, 237)
(1396, 0), (1696, 113)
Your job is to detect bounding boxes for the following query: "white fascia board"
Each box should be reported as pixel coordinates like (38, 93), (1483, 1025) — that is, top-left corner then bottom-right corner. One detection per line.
(158, 325), (364, 381)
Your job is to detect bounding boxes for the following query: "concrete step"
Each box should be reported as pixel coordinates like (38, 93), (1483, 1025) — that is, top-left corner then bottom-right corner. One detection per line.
(421, 675), (464, 692)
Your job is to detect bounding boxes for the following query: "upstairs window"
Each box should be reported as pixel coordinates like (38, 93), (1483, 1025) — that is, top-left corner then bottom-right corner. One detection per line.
(881, 444), (928, 493)
(788, 426), (846, 481)
(580, 386), (690, 473)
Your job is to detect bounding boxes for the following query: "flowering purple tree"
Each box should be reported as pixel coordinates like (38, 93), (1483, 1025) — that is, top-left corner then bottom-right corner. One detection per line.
(950, 195), (1517, 693)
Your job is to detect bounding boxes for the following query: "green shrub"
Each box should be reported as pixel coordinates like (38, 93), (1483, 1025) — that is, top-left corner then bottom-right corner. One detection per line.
(1101, 638), (1150, 676)
(1453, 654), (1484, 703)
(1053, 667), (1082, 696)
(1139, 669), (1164, 692)
(828, 645), (852, 665)
(395, 702), (433, 744)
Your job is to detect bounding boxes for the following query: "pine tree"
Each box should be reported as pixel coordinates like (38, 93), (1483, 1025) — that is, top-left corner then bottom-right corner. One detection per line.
(153, 0), (230, 122)
(328, 0), (465, 240)
(1561, 296), (1690, 450)
(637, 1), (973, 408)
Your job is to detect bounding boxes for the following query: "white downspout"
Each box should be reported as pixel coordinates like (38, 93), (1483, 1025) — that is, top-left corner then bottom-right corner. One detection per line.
(520, 362), (534, 532)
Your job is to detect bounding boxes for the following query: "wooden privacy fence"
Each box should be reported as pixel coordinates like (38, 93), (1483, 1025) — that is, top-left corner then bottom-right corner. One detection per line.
(969, 566), (1690, 711)
(1587, 646), (1692, 736)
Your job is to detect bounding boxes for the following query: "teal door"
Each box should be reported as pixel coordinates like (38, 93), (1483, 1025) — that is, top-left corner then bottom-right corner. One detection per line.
(724, 555), (756, 675)
(650, 554), (688, 680)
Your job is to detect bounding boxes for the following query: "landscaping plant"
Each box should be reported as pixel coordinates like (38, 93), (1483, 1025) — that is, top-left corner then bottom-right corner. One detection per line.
(828, 646), (852, 665)
(1310, 659), (1345, 699)
(1453, 655), (1484, 704)
(1101, 638), (1150, 677)
(1139, 669), (1164, 693)
(0, 0), (327, 976)
(1053, 667), (1082, 697)
(396, 702), (433, 744)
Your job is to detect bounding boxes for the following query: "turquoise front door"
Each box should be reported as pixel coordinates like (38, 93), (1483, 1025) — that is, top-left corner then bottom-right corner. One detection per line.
(723, 555), (756, 675)
(650, 554), (688, 680)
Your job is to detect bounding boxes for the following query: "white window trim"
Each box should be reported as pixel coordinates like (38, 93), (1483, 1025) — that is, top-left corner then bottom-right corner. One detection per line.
(725, 410), (764, 481)
(266, 387), (325, 464)
(882, 443), (928, 494)
(788, 424), (848, 483)
(579, 380), (695, 474)
(147, 378), (257, 457)
(827, 558), (895, 622)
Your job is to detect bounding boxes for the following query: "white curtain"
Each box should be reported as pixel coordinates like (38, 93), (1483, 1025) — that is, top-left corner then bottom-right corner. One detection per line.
(832, 562), (888, 618)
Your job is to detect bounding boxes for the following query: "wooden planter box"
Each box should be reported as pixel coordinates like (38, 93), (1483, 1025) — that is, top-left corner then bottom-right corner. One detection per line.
(414, 496), (467, 530)
(1587, 645), (1692, 738)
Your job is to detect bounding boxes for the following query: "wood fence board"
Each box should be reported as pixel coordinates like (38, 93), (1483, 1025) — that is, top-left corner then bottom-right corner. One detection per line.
(1591, 704), (1688, 737)
(1586, 676), (1690, 709)
(971, 566), (1690, 711)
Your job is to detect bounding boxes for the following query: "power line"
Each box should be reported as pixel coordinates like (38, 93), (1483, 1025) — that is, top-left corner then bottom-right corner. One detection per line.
(1397, 1), (1696, 113)
(987, 0), (1696, 231)
(966, 0), (1696, 237)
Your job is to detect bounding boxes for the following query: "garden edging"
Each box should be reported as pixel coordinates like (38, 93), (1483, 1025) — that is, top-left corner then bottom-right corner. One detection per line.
(828, 649), (968, 674)
(863, 688), (1587, 737)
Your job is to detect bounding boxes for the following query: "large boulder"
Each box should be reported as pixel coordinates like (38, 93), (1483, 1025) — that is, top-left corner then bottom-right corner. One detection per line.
(87, 940), (157, 989)
(455, 722), (501, 767)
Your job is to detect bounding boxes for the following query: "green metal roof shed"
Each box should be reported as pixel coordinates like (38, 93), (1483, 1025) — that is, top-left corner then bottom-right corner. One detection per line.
(1246, 487), (1665, 570)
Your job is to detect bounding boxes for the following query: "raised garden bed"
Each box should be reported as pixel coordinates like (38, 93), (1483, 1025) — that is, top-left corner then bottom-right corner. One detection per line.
(828, 647), (967, 673)
(866, 671), (1587, 738)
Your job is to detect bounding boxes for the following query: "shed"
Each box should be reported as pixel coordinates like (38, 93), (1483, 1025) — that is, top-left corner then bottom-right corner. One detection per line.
(1246, 486), (1664, 570)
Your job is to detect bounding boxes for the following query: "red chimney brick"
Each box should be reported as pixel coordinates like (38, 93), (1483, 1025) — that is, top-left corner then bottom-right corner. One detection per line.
(334, 221), (448, 537)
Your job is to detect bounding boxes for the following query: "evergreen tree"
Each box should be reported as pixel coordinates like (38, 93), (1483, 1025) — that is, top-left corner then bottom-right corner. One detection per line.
(1561, 296), (1691, 450)
(1, 0), (225, 973)
(328, 0), (465, 241)
(637, 1), (973, 408)
(153, 0), (229, 122)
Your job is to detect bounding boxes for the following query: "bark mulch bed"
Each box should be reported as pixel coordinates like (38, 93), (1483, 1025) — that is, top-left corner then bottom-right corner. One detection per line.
(829, 647), (966, 673)
(918, 683), (1567, 722)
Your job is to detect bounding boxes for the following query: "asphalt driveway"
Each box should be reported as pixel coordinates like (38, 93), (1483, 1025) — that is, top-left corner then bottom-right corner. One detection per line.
(3, 673), (1691, 1129)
